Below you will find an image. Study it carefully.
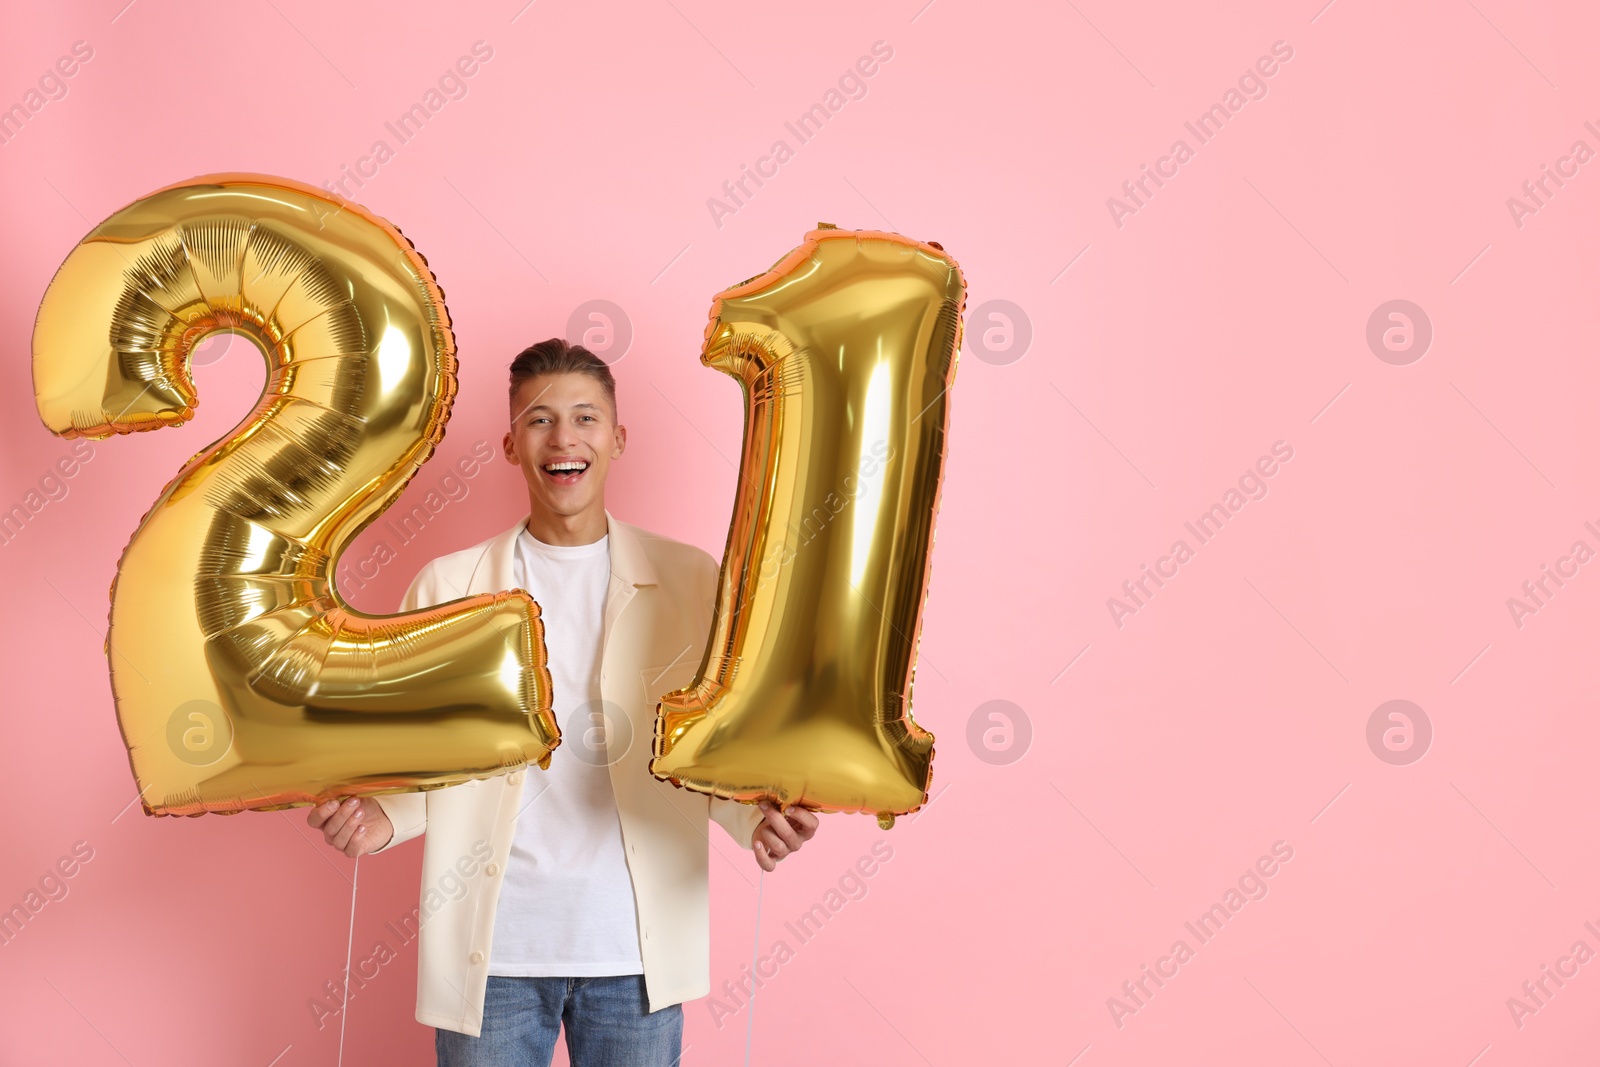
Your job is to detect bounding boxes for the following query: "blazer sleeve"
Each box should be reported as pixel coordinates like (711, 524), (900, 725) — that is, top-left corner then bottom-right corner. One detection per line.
(368, 564), (435, 855)
(693, 548), (766, 852)
(711, 794), (764, 851)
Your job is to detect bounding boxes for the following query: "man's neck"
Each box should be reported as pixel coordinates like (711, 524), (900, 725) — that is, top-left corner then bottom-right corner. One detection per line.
(524, 505), (607, 546)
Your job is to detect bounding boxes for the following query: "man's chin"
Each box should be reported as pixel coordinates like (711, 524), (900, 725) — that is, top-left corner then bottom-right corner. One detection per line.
(531, 493), (600, 516)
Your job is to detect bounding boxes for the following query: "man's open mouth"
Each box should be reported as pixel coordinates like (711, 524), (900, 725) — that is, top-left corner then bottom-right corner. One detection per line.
(541, 459), (590, 485)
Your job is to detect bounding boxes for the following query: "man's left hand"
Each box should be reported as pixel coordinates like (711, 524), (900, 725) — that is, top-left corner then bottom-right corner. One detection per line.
(752, 800), (818, 872)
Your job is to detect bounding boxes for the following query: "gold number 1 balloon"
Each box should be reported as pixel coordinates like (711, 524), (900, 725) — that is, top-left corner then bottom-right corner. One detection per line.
(32, 173), (559, 817)
(651, 225), (965, 828)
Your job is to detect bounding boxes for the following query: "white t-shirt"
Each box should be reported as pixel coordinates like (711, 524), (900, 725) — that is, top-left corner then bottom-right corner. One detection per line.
(487, 526), (645, 976)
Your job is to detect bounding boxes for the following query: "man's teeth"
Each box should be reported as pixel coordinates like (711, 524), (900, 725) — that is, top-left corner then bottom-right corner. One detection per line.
(543, 461), (588, 472)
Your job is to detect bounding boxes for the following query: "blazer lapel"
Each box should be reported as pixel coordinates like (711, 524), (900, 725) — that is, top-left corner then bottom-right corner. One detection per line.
(472, 510), (657, 784)
(600, 508), (658, 663)
(469, 510), (657, 655)
(464, 517), (525, 597)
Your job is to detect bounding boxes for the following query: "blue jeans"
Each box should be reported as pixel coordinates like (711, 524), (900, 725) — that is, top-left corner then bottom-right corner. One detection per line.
(435, 974), (683, 1067)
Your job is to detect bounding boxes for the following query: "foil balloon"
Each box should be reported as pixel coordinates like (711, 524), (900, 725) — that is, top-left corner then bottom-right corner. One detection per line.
(651, 224), (964, 829)
(31, 172), (559, 818)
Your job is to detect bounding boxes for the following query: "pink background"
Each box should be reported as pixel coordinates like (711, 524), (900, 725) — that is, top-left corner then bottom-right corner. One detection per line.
(3, 0), (1598, 1063)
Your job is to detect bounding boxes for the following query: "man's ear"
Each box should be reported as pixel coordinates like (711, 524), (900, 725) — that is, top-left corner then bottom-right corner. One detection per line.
(502, 429), (517, 464)
(612, 423), (626, 458)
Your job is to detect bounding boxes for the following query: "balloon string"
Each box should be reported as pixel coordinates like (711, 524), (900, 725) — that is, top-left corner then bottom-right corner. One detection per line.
(743, 867), (764, 1067)
(338, 856), (360, 1067)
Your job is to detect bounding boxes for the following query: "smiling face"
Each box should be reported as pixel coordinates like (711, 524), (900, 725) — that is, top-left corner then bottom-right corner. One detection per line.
(503, 371), (625, 539)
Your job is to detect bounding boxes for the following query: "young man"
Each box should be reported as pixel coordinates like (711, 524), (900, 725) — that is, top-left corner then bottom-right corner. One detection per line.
(308, 338), (818, 1065)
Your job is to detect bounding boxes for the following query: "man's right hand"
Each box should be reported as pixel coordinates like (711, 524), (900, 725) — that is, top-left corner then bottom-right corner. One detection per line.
(307, 796), (394, 858)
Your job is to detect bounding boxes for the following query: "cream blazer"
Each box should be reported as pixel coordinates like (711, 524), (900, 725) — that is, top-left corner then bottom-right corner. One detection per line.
(371, 509), (763, 1035)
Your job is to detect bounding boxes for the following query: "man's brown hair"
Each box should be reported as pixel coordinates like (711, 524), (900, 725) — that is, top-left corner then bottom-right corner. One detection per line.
(508, 338), (617, 419)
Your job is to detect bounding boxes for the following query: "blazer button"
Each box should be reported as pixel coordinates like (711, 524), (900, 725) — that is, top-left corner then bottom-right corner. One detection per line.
(469, 951), (484, 965)
(486, 863), (500, 876)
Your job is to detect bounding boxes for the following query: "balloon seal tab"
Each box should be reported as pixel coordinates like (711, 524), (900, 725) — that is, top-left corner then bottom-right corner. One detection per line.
(876, 812), (895, 830)
(815, 221), (837, 230)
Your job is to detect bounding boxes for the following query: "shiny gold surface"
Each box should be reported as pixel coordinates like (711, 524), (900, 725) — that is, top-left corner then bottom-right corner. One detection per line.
(32, 173), (558, 817)
(651, 227), (965, 826)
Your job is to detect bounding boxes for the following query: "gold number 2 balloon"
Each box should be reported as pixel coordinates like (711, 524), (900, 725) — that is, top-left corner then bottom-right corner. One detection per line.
(32, 173), (559, 818)
(651, 225), (965, 828)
